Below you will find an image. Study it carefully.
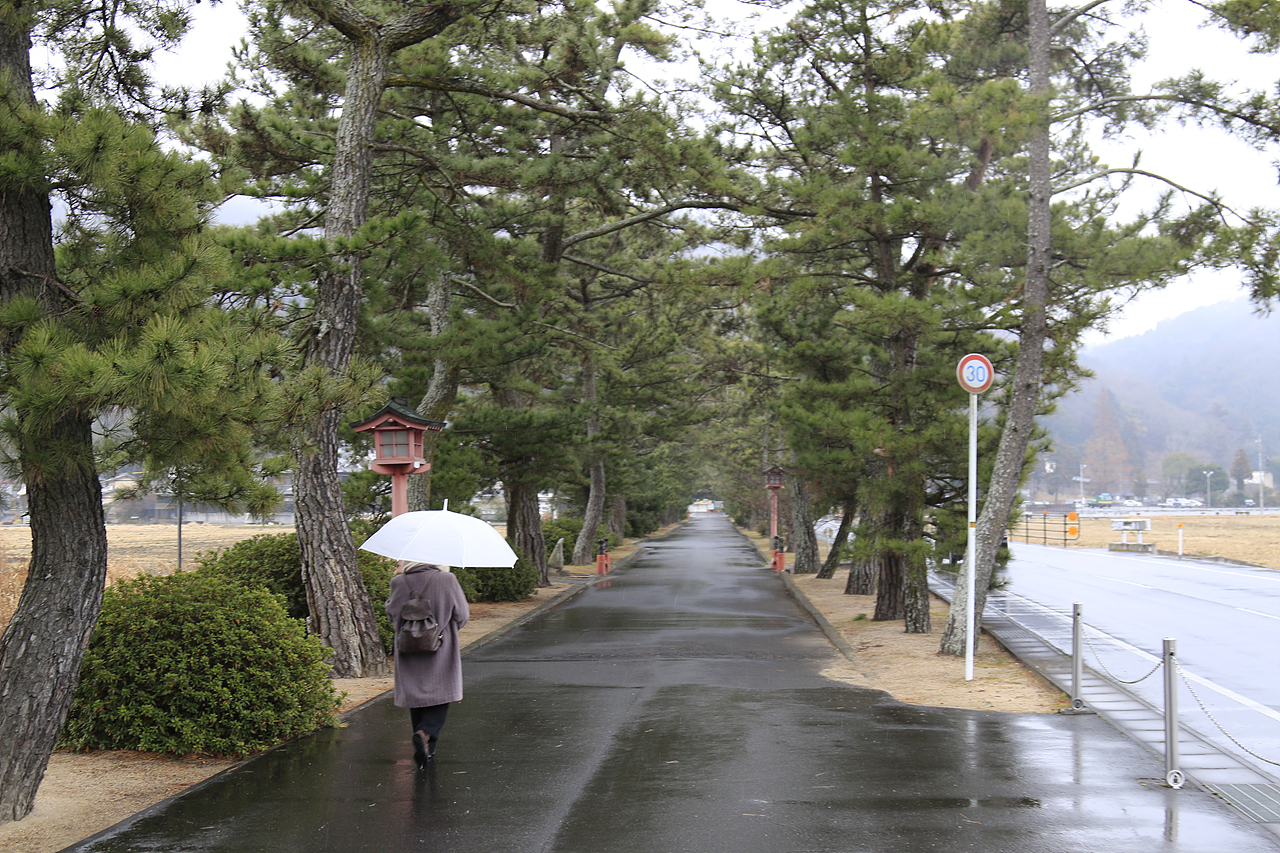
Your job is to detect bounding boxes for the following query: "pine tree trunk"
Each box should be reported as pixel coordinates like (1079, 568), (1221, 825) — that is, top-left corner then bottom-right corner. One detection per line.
(290, 0), (469, 676)
(845, 510), (878, 595)
(296, 436), (389, 678)
(816, 498), (856, 579)
(572, 358), (606, 565)
(294, 38), (391, 678)
(572, 458), (607, 565)
(507, 479), (550, 586)
(0, 18), (111, 821)
(845, 556), (877, 595)
(409, 272), (457, 512)
(607, 493), (626, 539)
(901, 503), (931, 634)
(789, 474), (820, 574)
(0, 417), (107, 823)
(872, 553), (905, 620)
(940, 0), (1051, 656)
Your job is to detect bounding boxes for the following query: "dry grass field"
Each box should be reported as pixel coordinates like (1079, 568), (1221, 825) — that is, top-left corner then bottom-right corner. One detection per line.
(1011, 512), (1280, 570)
(6, 514), (1279, 633)
(0, 523), (290, 633)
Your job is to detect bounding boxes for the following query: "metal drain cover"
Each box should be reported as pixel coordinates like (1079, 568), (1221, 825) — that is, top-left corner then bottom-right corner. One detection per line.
(1206, 783), (1280, 823)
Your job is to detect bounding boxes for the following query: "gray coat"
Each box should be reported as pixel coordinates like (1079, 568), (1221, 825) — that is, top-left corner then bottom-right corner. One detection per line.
(385, 564), (470, 708)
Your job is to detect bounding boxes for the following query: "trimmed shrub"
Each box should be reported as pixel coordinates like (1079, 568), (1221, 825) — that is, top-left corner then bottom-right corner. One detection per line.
(454, 555), (538, 602)
(60, 573), (339, 757)
(195, 533), (309, 618)
(195, 531), (397, 653)
(542, 517), (584, 555)
(541, 517), (620, 559)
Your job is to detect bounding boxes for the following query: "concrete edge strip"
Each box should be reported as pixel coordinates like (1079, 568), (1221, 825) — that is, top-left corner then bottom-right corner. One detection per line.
(778, 571), (870, 677)
(725, 521), (874, 677)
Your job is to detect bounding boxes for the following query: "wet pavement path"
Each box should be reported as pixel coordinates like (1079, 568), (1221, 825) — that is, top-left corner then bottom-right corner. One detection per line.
(70, 515), (1280, 852)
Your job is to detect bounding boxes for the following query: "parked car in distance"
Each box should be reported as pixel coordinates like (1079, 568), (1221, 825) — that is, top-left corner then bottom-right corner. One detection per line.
(1121, 499), (1142, 507)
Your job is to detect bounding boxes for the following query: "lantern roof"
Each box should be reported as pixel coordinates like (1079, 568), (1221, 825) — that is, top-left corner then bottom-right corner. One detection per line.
(351, 399), (446, 434)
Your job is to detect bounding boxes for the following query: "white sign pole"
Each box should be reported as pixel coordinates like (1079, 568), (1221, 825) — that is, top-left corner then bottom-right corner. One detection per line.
(956, 354), (993, 682)
(966, 390), (978, 681)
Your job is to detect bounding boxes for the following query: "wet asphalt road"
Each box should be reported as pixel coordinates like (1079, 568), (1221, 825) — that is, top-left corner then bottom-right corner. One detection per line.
(69, 514), (1280, 853)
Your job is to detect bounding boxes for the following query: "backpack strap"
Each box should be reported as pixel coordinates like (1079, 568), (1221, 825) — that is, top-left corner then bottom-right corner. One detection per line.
(402, 570), (439, 614)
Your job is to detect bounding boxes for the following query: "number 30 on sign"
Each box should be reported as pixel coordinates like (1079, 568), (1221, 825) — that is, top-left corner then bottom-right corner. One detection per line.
(957, 353), (994, 394)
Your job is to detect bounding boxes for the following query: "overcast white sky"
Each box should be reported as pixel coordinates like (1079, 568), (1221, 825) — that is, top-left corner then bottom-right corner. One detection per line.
(154, 0), (1280, 344)
(1082, 3), (1280, 344)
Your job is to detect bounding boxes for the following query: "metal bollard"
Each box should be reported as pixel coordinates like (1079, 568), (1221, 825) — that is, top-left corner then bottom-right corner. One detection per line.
(1164, 638), (1184, 788)
(1071, 603), (1085, 711)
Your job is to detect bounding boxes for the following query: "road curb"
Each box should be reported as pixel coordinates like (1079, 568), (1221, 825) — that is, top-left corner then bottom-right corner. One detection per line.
(727, 522), (872, 676)
(778, 571), (869, 675)
(461, 577), (598, 655)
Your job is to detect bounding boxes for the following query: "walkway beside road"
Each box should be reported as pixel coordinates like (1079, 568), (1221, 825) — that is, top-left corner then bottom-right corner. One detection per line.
(928, 547), (1280, 829)
(68, 515), (1280, 853)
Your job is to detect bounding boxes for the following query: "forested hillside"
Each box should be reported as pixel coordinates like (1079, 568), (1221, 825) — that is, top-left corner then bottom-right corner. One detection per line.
(1041, 297), (1280, 496)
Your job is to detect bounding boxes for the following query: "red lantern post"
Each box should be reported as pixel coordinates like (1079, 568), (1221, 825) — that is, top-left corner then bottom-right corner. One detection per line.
(351, 400), (445, 516)
(764, 464), (786, 572)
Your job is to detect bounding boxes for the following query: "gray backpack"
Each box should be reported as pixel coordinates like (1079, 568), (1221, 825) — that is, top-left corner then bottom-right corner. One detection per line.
(397, 572), (444, 654)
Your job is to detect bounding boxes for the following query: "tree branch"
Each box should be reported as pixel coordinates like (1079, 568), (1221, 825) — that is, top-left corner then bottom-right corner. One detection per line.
(385, 75), (612, 121)
(287, 0), (378, 42)
(455, 276), (515, 309)
(560, 254), (655, 284)
(1056, 92), (1280, 134)
(1052, 167), (1239, 217)
(1049, 0), (1113, 38)
(560, 201), (740, 249)
(287, 0), (471, 52)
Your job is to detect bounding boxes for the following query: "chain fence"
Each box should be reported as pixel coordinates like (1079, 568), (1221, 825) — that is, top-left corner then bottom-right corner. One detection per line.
(990, 586), (1280, 773)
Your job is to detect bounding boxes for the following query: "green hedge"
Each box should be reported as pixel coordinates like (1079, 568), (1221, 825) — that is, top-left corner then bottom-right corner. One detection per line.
(60, 573), (338, 757)
(194, 532), (398, 653)
(195, 530), (535, 654)
(454, 555), (538, 601)
(542, 517), (620, 558)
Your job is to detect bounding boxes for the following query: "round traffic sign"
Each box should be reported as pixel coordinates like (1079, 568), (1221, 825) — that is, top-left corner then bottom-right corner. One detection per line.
(957, 353), (994, 394)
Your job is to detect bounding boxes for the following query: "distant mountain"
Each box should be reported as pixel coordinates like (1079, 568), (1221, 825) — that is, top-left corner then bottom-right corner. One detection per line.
(1042, 297), (1280, 472)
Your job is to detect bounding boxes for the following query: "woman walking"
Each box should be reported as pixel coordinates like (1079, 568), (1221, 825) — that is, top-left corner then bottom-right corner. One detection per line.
(385, 562), (470, 766)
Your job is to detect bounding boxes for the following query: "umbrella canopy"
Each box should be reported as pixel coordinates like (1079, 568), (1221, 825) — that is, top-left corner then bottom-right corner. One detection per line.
(359, 508), (518, 568)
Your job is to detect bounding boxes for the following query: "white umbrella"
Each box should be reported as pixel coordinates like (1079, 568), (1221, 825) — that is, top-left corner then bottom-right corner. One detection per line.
(359, 504), (518, 568)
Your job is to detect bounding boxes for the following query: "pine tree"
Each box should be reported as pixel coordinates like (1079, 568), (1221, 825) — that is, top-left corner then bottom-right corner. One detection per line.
(0, 8), (287, 821)
(716, 0), (1018, 631)
(940, 0), (1225, 657)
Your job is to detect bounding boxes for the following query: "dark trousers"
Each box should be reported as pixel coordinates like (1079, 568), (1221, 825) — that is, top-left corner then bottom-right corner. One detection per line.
(410, 704), (450, 743)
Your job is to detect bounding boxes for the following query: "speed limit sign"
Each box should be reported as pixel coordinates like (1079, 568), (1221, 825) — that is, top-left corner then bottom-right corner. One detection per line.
(957, 353), (994, 394)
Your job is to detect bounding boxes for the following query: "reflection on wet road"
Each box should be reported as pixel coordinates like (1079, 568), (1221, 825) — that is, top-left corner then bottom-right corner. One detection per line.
(70, 515), (1280, 853)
